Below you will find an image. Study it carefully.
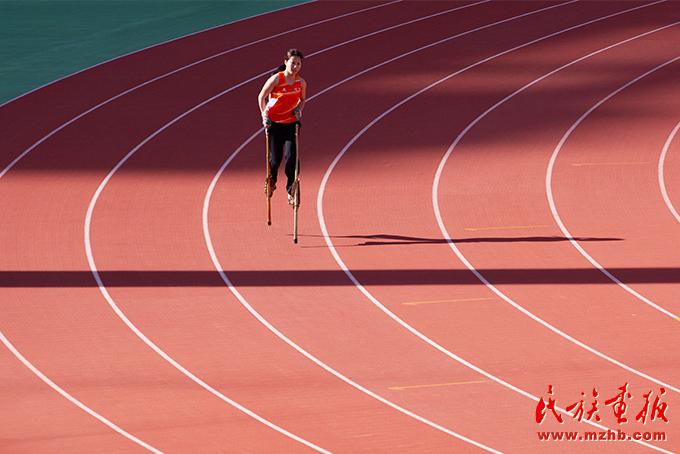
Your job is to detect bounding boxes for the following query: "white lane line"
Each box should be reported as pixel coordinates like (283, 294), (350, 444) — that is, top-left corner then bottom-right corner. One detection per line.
(659, 121), (680, 225)
(324, 0), (680, 395)
(313, 3), (675, 454)
(0, 331), (165, 453)
(0, 0), (402, 181)
(547, 57), (680, 322)
(84, 185), (333, 453)
(73, 2), (671, 454)
(81, 2), (506, 452)
(0, 0), (400, 110)
(0, 2), (406, 449)
(203, 142), (504, 454)
(430, 18), (680, 394)
(203, 3), (603, 452)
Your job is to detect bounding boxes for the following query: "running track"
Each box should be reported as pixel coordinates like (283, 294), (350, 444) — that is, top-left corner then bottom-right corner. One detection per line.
(1, 1), (679, 452)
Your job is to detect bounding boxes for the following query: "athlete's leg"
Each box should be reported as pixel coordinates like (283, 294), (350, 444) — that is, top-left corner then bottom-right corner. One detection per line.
(268, 123), (285, 187)
(283, 123), (298, 194)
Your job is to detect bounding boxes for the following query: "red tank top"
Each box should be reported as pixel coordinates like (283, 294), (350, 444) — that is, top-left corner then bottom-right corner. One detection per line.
(266, 72), (302, 124)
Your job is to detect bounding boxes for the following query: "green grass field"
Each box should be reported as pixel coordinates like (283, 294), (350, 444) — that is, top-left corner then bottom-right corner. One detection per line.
(0, 1), (307, 105)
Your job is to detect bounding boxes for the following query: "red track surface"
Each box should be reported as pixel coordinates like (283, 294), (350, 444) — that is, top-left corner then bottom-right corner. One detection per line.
(2, 1), (680, 452)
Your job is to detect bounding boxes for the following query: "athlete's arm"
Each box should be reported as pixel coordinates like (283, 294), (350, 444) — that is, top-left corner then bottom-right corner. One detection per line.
(258, 74), (279, 114)
(296, 78), (307, 119)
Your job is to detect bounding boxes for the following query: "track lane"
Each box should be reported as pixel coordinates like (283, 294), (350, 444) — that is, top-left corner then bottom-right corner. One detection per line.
(201, 2), (598, 452)
(1, 2), (429, 452)
(90, 1), (604, 452)
(215, 1), (676, 452)
(547, 55), (680, 319)
(0, 1), (402, 175)
(432, 15), (680, 382)
(0, 333), (156, 454)
(318, 1), (679, 452)
(82, 0), (510, 450)
(427, 4), (680, 450)
(2, 0), (676, 450)
(660, 121), (680, 226)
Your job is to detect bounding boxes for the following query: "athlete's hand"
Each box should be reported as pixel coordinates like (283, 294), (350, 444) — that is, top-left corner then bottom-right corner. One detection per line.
(262, 112), (271, 129)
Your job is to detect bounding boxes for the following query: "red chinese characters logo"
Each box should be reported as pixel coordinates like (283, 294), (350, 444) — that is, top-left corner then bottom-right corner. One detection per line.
(565, 388), (601, 423)
(636, 388), (669, 424)
(604, 383), (632, 424)
(536, 385), (563, 424)
(536, 383), (669, 425)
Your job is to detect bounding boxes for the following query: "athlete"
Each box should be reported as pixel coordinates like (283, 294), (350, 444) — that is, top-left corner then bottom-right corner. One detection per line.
(258, 49), (306, 205)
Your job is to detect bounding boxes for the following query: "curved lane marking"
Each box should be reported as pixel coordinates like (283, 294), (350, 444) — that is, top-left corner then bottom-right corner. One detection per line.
(0, 0), (401, 180)
(200, 3), (543, 452)
(313, 3), (675, 453)
(324, 1), (678, 393)
(427, 19), (680, 399)
(0, 0), (400, 110)
(659, 120), (680, 320)
(1, 2), (405, 451)
(83, 1), (507, 452)
(84, 154), (333, 454)
(0, 331), (165, 453)
(203, 160), (504, 454)
(659, 121), (680, 225)
(1, 0), (672, 452)
(547, 58), (680, 321)
(203, 3), (618, 452)
(203, 2), (673, 454)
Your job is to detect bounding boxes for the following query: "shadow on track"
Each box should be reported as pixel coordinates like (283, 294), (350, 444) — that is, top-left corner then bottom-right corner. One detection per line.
(316, 233), (623, 246)
(3, 266), (679, 288)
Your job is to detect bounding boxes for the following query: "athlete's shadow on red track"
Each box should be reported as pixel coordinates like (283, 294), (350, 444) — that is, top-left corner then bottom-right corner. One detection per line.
(321, 233), (623, 246)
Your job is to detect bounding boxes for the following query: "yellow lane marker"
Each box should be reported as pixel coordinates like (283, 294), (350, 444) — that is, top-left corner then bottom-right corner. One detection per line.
(389, 380), (492, 391)
(403, 297), (498, 306)
(676, 317), (680, 321)
(570, 162), (651, 167)
(464, 224), (552, 231)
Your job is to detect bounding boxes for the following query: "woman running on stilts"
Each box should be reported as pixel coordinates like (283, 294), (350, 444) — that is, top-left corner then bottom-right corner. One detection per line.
(258, 48), (306, 205)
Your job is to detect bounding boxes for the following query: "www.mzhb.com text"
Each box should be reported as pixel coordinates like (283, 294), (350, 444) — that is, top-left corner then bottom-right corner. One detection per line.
(538, 429), (667, 442)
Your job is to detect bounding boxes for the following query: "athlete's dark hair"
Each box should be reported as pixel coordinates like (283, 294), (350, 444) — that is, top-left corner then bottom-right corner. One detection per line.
(273, 48), (304, 74)
(286, 48), (304, 60)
